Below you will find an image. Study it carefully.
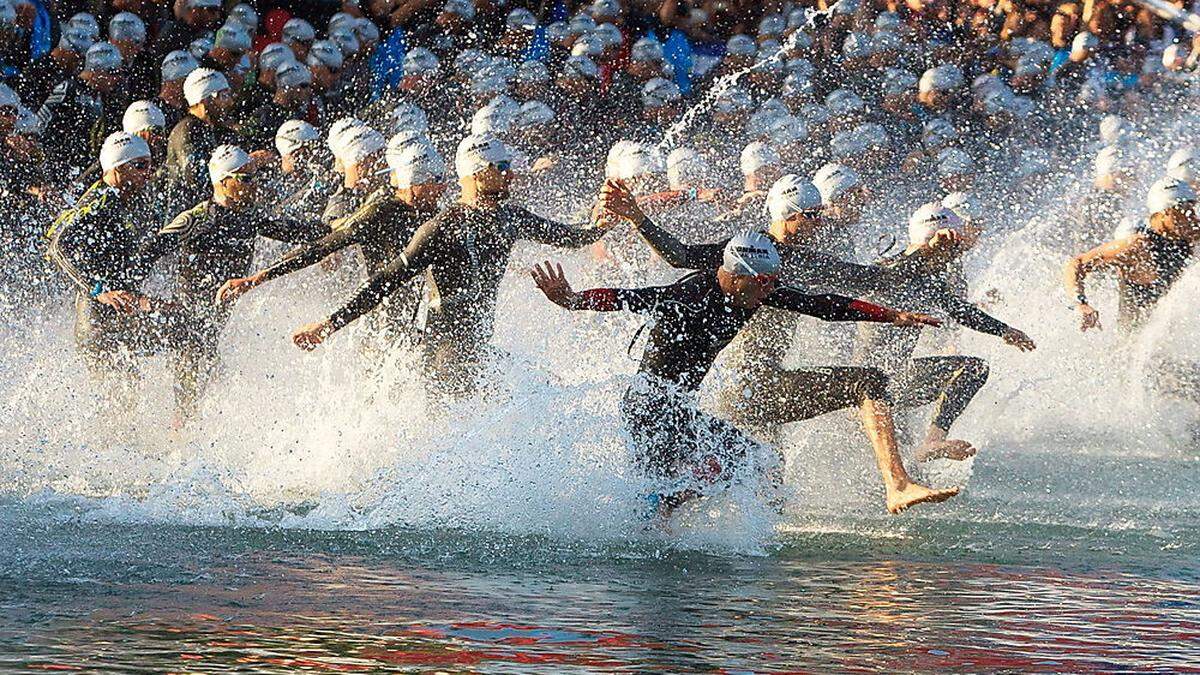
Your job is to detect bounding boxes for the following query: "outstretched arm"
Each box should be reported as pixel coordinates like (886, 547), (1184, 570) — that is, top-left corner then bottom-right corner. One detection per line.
(294, 214), (444, 351)
(601, 179), (726, 269)
(937, 287), (1036, 351)
(530, 261), (668, 312)
(766, 287), (943, 327)
(1062, 235), (1144, 332)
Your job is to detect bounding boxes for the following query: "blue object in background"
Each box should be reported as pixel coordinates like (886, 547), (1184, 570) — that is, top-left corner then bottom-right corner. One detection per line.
(522, 26), (548, 62)
(30, 0), (52, 59)
(663, 29), (692, 94)
(550, 0), (569, 22)
(369, 27), (406, 101)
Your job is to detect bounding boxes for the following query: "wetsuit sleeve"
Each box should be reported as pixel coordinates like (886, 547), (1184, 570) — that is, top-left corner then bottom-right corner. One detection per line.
(765, 287), (898, 322)
(46, 205), (101, 293)
(326, 211), (443, 330)
(131, 204), (197, 275)
(938, 290), (1011, 337)
(785, 250), (892, 295)
(630, 215), (726, 269)
(572, 285), (670, 313)
(253, 213), (330, 245)
(513, 207), (608, 248)
(257, 223), (361, 283)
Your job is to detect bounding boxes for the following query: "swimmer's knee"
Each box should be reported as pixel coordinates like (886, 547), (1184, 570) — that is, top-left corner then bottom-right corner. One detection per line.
(963, 357), (990, 384)
(859, 367), (891, 403)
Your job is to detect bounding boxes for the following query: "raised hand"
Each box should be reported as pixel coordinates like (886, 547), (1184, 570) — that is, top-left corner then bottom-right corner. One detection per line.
(293, 320), (333, 351)
(530, 261), (579, 309)
(600, 179), (645, 223)
(216, 275), (260, 304)
(1003, 328), (1037, 351)
(96, 290), (142, 314)
(1077, 304), (1101, 332)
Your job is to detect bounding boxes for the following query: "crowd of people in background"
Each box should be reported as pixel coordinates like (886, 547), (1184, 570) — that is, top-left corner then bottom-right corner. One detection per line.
(2, 0), (1199, 518)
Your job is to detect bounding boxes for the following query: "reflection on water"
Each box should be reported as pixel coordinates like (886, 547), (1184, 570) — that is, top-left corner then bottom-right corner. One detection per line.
(3, 545), (1198, 673)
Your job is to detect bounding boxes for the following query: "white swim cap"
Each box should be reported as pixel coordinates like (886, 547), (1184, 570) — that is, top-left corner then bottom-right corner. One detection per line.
(229, 3), (258, 29)
(108, 12), (146, 43)
(275, 119), (320, 156)
(327, 116), (364, 152)
(813, 162), (861, 205)
(208, 144), (251, 184)
(1146, 176), (1198, 214)
(403, 47), (439, 75)
(715, 87), (753, 114)
(882, 68), (917, 97)
(609, 142), (664, 180)
(514, 100), (554, 128)
(908, 202), (962, 245)
(214, 23), (252, 52)
(391, 101), (429, 132)
(666, 147), (708, 189)
(183, 68), (229, 106)
(641, 77), (681, 108)
(726, 34), (756, 57)
(1093, 145), (1130, 180)
(122, 100), (165, 133)
(354, 17), (380, 43)
(1071, 31), (1098, 57)
(1099, 114), (1127, 145)
(919, 64), (964, 93)
(824, 88), (865, 116)
(259, 43), (296, 74)
(99, 131), (150, 172)
(506, 7), (537, 30)
(516, 60), (549, 82)
(161, 50), (199, 81)
(387, 141), (447, 188)
(274, 61), (312, 88)
(937, 148), (975, 178)
(282, 18), (315, 43)
(941, 192), (982, 222)
(455, 133), (512, 178)
(562, 54), (599, 79)
(83, 41), (122, 72)
(1167, 148), (1197, 183)
(333, 125), (386, 165)
(740, 141), (780, 177)
(630, 36), (663, 63)
(307, 39), (344, 70)
(766, 174), (822, 222)
(330, 27), (360, 55)
(722, 230), (781, 276)
(471, 97), (517, 136)
(443, 0), (475, 20)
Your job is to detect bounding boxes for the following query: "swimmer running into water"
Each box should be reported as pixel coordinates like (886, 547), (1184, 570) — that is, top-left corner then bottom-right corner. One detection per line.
(530, 232), (959, 517)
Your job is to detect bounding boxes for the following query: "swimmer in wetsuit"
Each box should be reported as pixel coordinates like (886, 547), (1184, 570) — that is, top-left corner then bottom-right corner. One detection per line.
(216, 139), (448, 346)
(1064, 176), (1200, 332)
(530, 232), (959, 517)
(856, 203), (1035, 461)
(292, 133), (614, 400)
(139, 144), (329, 424)
(601, 177), (1005, 470)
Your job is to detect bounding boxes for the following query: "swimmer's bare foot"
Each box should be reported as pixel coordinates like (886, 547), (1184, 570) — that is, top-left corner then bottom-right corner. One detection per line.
(915, 439), (977, 462)
(887, 483), (960, 514)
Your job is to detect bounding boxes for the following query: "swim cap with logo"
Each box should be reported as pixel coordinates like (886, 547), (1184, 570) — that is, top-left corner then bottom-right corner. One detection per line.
(100, 131), (150, 172)
(722, 230), (781, 276)
(766, 174), (822, 221)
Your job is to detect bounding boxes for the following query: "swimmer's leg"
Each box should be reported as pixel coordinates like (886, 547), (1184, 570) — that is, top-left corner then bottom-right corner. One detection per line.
(891, 357), (989, 461)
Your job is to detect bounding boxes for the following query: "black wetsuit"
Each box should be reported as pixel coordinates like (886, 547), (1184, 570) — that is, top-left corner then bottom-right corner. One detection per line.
(36, 77), (117, 175)
(1117, 226), (1194, 330)
(631, 216), (1014, 435)
(139, 199), (328, 417)
(325, 201), (608, 398)
(46, 180), (180, 395)
(630, 216), (895, 435)
(163, 114), (240, 213)
(854, 253), (1012, 433)
(576, 272), (893, 488)
(259, 187), (434, 345)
